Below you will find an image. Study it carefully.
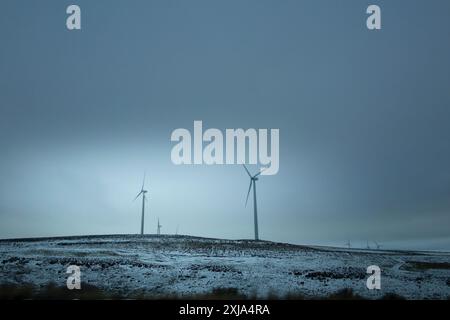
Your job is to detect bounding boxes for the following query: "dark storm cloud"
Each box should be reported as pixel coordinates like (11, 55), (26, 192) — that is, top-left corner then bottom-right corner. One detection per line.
(1, 0), (450, 249)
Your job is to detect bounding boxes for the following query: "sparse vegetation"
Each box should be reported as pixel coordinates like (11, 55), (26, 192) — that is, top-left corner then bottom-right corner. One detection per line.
(402, 261), (450, 271)
(0, 283), (407, 300)
(380, 293), (406, 300)
(0, 282), (117, 300)
(327, 288), (364, 300)
(304, 268), (366, 281)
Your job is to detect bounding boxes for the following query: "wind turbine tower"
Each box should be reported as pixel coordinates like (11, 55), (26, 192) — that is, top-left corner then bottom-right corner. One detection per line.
(243, 165), (264, 241)
(134, 174), (148, 235)
(157, 218), (162, 235)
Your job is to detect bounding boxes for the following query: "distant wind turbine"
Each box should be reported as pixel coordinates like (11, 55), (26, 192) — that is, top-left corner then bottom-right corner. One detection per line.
(366, 240), (371, 250)
(243, 165), (264, 241)
(345, 240), (351, 249)
(157, 218), (162, 235)
(373, 241), (382, 250)
(134, 174), (148, 235)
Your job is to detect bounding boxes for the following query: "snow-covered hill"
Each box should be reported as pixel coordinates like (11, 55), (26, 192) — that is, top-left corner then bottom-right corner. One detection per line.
(0, 235), (449, 299)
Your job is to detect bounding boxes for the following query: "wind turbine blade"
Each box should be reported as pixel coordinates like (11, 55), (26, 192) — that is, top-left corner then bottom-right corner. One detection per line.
(134, 191), (143, 201)
(141, 173), (146, 191)
(243, 164), (252, 178)
(245, 180), (252, 207)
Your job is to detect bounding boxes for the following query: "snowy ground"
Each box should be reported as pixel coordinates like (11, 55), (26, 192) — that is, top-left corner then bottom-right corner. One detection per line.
(0, 235), (449, 299)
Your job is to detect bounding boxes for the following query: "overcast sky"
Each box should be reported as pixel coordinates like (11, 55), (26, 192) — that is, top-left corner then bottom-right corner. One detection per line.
(1, 0), (450, 250)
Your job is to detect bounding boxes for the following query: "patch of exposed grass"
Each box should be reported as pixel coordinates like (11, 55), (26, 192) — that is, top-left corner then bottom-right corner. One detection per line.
(380, 293), (406, 300)
(188, 287), (249, 300)
(0, 283), (407, 300)
(327, 288), (364, 300)
(402, 261), (450, 271)
(0, 283), (34, 299)
(0, 282), (119, 300)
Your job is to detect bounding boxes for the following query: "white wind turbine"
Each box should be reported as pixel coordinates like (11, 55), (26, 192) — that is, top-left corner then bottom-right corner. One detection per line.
(243, 165), (264, 241)
(134, 174), (148, 235)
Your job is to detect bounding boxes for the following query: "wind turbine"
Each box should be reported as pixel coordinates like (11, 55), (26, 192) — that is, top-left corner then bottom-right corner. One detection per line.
(134, 174), (148, 235)
(373, 241), (382, 250)
(157, 218), (162, 235)
(345, 240), (351, 249)
(366, 240), (371, 250)
(243, 165), (264, 241)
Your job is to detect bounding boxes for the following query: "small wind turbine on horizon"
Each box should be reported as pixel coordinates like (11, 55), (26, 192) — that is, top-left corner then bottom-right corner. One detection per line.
(243, 164), (265, 241)
(373, 241), (382, 250)
(345, 240), (351, 249)
(134, 174), (148, 235)
(157, 218), (162, 235)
